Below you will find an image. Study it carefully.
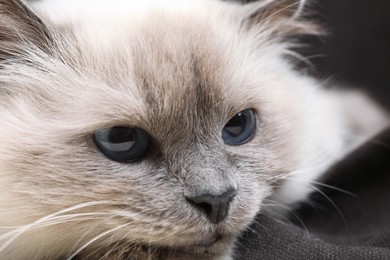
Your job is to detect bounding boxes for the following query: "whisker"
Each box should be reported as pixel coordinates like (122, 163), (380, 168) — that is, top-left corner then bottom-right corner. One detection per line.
(285, 177), (357, 197)
(69, 216), (118, 258)
(283, 48), (315, 67)
(0, 201), (111, 253)
(232, 238), (247, 253)
(245, 0), (304, 39)
(0, 216), (109, 240)
(259, 1), (302, 26)
(263, 199), (309, 237)
(292, 0), (306, 20)
(295, 182), (349, 231)
(250, 219), (270, 233)
(262, 204), (292, 221)
(0, 213), (110, 238)
(148, 242), (161, 260)
(267, 147), (339, 183)
(66, 223), (129, 260)
(369, 137), (390, 151)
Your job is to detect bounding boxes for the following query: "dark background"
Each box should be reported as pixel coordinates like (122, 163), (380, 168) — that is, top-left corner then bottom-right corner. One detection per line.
(290, 0), (390, 244)
(304, 0), (390, 111)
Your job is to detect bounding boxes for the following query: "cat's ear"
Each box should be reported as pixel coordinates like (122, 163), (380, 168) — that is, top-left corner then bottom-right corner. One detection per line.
(239, 0), (320, 38)
(0, 0), (53, 60)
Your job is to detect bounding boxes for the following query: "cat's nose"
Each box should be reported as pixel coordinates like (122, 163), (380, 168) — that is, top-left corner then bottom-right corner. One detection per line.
(186, 188), (236, 224)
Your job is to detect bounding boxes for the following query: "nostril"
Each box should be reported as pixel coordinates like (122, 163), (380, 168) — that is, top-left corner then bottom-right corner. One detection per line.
(186, 188), (236, 224)
(196, 202), (213, 217)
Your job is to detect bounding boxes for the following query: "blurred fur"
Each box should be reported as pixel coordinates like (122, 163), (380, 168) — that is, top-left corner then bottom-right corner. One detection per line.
(0, 0), (388, 259)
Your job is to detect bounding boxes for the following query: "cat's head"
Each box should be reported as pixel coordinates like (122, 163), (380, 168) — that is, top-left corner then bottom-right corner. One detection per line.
(0, 0), (335, 258)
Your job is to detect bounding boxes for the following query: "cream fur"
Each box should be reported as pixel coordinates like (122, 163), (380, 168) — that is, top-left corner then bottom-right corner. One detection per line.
(0, 0), (388, 259)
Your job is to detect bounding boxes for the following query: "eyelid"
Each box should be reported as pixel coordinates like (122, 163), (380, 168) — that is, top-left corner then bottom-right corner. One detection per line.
(226, 107), (258, 123)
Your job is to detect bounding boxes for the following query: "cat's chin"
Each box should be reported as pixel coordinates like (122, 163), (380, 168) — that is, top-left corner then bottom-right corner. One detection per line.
(150, 235), (236, 260)
(147, 231), (235, 257)
(189, 232), (224, 247)
(177, 233), (234, 253)
(77, 228), (237, 259)
(80, 239), (234, 260)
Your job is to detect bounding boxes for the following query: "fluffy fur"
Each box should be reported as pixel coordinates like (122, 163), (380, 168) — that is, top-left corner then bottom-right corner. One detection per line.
(0, 0), (388, 259)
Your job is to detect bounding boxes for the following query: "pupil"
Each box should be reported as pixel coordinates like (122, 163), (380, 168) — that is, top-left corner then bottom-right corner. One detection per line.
(100, 127), (137, 153)
(226, 113), (245, 136)
(108, 128), (136, 143)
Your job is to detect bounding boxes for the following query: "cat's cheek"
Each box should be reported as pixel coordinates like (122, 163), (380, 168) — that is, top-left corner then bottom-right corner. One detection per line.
(110, 182), (263, 256)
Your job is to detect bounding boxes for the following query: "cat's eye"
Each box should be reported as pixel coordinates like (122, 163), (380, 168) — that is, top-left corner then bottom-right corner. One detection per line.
(93, 126), (149, 163)
(222, 109), (256, 145)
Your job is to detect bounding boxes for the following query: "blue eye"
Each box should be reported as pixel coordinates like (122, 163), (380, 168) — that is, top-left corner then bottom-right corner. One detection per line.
(222, 109), (256, 145)
(93, 127), (149, 163)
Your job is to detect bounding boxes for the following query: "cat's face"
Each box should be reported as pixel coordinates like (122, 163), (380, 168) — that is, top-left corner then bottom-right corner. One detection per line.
(0, 0), (327, 258)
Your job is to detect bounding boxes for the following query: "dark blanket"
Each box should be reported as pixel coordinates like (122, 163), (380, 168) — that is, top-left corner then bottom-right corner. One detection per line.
(235, 128), (390, 259)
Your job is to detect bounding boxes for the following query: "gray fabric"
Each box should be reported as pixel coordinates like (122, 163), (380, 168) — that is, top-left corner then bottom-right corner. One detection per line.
(235, 128), (390, 259)
(236, 215), (390, 259)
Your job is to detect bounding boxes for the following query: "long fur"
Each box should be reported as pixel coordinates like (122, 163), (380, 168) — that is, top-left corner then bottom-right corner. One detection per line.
(0, 0), (388, 259)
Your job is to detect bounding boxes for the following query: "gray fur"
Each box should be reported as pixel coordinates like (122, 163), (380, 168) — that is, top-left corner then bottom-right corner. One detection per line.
(0, 0), (387, 259)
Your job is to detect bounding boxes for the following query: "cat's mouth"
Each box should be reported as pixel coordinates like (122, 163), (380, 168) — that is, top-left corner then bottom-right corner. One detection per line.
(190, 232), (224, 247)
(170, 232), (235, 257)
(125, 231), (233, 259)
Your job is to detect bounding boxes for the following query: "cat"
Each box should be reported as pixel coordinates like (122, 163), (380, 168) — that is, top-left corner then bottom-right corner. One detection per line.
(0, 0), (388, 259)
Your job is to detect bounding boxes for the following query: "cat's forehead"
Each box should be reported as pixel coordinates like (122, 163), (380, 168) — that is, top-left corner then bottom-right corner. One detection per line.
(128, 19), (232, 130)
(36, 0), (295, 145)
(64, 7), (259, 136)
